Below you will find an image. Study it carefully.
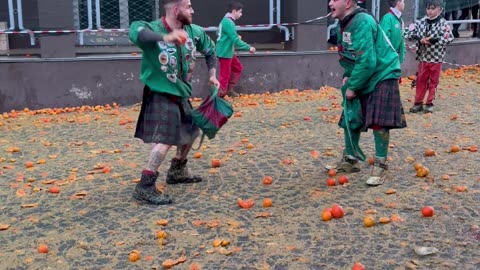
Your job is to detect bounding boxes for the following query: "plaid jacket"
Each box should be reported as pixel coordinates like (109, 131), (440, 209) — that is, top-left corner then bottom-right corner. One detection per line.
(404, 16), (454, 63)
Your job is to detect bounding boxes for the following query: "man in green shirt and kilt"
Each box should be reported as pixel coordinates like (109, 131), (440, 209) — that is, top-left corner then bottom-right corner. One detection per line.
(129, 0), (218, 205)
(327, 0), (407, 186)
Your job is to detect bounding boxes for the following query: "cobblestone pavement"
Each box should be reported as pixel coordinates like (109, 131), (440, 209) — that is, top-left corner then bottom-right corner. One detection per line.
(1, 68), (479, 270)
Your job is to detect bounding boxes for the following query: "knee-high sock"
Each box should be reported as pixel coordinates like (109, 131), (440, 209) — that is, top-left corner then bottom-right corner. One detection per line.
(344, 128), (361, 157)
(373, 129), (390, 158)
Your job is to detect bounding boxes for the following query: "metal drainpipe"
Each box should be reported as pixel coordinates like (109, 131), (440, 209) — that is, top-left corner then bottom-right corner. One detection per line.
(447, 19), (480, 24)
(326, 19), (338, 42)
(275, 0), (290, 41)
(16, 0), (25, 29)
(414, 0), (419, 19)
(79, 0), (94, 46)
(95, 0), (102, 29)
(16, 0), (35, 45)
(371, 0), (376, 19)
(8, 0), (15, 30)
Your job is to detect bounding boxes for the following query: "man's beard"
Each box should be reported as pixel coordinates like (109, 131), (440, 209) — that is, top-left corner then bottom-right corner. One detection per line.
(177, 12), (191, 25)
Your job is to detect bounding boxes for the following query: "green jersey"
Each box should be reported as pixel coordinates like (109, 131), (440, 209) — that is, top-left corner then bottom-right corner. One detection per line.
(336, 9), (401, 95)
(380, 10), (406, 63)
(129, 19), (216, 97)
(216, 15), (251, 58)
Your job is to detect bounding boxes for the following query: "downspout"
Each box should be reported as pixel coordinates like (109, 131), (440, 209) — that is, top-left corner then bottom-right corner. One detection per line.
(8, 0), (15, 30)
(95, 0), (102, 29)
(326, 19), (338, 42)
(275, 0), (290, 41)
(79, 0), (94, 45)
(16, 0), (35, 45)
(414, 0), (419, 19)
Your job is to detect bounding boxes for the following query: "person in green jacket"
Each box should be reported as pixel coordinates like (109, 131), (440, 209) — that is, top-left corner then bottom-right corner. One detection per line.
(380, 0), (406, 64)
(326, 0), (407, 186)
(128, 0), (219, 205)
(216, 1), (256, 97)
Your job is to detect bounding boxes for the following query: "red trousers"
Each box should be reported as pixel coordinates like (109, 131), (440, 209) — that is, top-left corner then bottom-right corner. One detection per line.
(414, 61), (442, 105)
(219, 56), (243, 95)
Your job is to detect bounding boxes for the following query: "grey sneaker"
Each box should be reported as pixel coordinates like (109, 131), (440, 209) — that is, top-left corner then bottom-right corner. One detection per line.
(366, 158), (388, 186)
(424, 104), (434, 114)
(325, 155), (360, 173)
(227, 88), (240, 97)
(409, 104), (423, 113)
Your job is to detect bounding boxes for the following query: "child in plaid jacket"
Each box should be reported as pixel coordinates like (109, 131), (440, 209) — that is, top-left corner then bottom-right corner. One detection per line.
(404, 0), (453, 113)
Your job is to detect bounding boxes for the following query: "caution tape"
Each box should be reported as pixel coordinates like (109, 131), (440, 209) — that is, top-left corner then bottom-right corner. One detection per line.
(0, 13), (332, 35)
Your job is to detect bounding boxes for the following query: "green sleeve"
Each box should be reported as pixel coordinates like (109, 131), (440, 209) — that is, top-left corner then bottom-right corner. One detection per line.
(129, 21), (154, 50)
(336, 26), (352, 78)
(192, 25), (216, 56)
(222, 19), (251, 51)
(345, 19), (376, 92)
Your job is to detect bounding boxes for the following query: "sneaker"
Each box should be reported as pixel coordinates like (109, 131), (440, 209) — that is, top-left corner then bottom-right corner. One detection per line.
(409, 104), (423, 113)
(226, 88), (240, 98)
(424, 105), (434, 114)
(325, 155), (360, 173)
(366, 158), (388, 186)
(218, 88), (227, 98)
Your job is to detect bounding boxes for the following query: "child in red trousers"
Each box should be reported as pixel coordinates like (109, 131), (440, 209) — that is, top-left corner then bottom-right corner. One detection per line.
(216, 1), (256, 97)
(404, 0), (453, 113)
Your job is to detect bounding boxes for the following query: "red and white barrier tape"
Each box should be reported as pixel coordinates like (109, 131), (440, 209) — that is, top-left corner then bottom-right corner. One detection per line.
(0, 23), (302, 35)
(0, 29), (129, 34)
(0, 13), (333, 35)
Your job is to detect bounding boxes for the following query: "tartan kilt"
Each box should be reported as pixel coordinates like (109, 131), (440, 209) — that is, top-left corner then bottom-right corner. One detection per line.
(134, 86), (199, 145)
(359, 79), (407, 131)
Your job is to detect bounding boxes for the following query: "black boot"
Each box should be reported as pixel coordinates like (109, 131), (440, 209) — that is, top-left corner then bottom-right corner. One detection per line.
(133, 171), (173, 205)
(166, 158), (202, 184)
(409, 104), (424, 113)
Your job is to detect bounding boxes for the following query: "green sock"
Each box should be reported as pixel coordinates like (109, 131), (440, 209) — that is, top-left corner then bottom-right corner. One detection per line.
(344, 128), (361, 157)
(373, 129), (390, 158)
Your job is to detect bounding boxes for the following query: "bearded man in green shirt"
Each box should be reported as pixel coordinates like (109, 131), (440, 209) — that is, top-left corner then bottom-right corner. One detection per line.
(326, 0), (407, 186)
(129, 0), (218, 205)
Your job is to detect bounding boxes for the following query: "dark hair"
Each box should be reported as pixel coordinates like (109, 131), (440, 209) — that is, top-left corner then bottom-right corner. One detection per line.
(388, 0), (400, 8)
(229, 1), (243, 12)
(425, 0), (442, 9)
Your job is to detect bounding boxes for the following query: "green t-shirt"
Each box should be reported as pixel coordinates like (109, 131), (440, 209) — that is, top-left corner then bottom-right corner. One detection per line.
(336, 9), (401, 95)
(216, 16), (251, 58)
(380, 12), (406, 63)
(129, 20), (216, 97)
